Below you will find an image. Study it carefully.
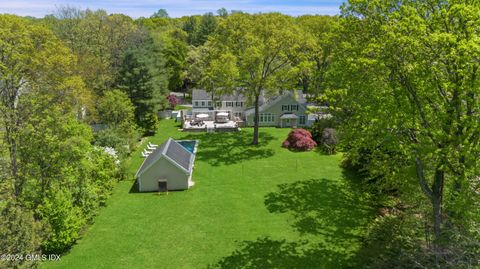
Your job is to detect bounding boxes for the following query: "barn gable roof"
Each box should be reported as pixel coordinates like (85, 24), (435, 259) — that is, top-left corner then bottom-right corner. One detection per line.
(135, 138), (194, 178)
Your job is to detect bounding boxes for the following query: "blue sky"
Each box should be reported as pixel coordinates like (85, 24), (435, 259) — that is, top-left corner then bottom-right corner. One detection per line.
(0, 0), (345, 18)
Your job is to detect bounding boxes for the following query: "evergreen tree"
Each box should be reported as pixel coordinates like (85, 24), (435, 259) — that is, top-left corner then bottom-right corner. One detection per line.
(194, 12), (217, 46)
(182, 16), (198, 45)
(116, 38), (168, 134)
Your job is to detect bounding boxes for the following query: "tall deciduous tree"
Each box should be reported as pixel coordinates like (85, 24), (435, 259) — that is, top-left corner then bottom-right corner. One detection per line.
(98, 89), (136, 128)
(0, 15), (118, 260)
(296, 15), (338, 96)
(335, 0), (480, 266)
(96, 89), (139, 156)
(157, 29), (189, 92)
(45, 7), (140, 96)
(202, 13), (310, 144)
(0, 14), (90, 196)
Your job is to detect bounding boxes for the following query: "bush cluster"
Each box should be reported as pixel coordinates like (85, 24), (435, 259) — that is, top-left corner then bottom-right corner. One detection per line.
(282, 128), (317, 151)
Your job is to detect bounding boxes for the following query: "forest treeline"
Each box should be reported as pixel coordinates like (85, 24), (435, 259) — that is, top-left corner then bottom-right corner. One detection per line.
(1, 1), (479, 268)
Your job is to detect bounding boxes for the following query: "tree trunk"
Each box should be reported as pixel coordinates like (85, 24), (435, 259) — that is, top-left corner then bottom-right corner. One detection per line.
(432, 168), (445, 267)
(5, 125), (20, 197)
(415, 158), (445, 267)
(252, 94), (260, 145)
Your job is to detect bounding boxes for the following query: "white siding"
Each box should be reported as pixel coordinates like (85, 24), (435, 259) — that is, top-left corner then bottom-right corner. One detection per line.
(139, 157), (190, 191)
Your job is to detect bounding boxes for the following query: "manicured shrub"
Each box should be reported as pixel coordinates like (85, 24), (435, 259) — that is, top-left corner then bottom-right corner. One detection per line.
(310, 117), (335, 143)
(282, 128), (317, 151)
(321, 128), (338, 154)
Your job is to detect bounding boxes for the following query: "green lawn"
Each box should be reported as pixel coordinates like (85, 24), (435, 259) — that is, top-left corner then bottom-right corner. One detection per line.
(174, 105), (192, 110)
(42, 120), (374, 269)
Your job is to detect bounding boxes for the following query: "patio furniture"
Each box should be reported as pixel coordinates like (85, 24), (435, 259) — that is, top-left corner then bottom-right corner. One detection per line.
(215, 112), (229, 123)
(196, 113), (209, 120)
(147, 144), (157, 150)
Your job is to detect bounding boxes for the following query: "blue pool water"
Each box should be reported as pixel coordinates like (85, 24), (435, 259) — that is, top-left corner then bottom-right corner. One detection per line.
(177, 140), (197, 154)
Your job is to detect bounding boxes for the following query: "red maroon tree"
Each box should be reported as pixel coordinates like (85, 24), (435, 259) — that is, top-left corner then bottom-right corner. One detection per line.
(282, 128), (317, 151)
(166, 94), (180, 109)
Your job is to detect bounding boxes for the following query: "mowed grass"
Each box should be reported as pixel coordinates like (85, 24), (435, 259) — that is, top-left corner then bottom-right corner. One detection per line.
(42, 120), (374, 269)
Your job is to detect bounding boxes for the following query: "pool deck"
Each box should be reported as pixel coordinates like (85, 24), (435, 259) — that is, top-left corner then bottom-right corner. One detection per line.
(182, 120), (240, 132)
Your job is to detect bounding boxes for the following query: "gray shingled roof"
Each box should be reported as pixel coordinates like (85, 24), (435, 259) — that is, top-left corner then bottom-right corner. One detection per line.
(165, 140), (192, 171)
(192, 89), (247, 102)
(135, 138), (194, 178)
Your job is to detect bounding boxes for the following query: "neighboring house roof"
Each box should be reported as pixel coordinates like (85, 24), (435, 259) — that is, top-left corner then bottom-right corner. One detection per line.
(245, 90), (307, 116)
(169, 91), (189, 97)
(135, 138), (194, 178)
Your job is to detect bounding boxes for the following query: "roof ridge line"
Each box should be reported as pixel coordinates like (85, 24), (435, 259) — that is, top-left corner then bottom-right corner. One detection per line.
(162, 138), (172, 155)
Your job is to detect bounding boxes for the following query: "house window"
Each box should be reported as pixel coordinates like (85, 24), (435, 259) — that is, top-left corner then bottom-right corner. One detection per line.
(194, 101), (199, 107)
(282, 105), (290, 111)
(208, 101), (212, 107)
(299, 115), (306, 125)
(216, 101), (222, 107)
(235, 112), (243, 117)
(259, 113), (275, 123)
(236, 102), (243, 107)
(226, 102), (234, 107)
(290, 104), (298, 111)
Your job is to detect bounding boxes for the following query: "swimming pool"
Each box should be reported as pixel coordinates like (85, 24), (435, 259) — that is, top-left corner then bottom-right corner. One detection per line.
(177, 140), (198, 154)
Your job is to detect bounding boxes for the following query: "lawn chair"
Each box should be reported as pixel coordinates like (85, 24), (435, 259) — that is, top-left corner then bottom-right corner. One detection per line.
(147, 144), (157, 150)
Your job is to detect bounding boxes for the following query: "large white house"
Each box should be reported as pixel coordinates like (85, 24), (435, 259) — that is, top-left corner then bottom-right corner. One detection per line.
(191, 89), (309, 128)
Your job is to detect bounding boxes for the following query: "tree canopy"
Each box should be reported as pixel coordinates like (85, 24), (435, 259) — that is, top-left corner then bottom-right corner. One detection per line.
(331, 0), (480, 266)
(199, 13), (313, 144)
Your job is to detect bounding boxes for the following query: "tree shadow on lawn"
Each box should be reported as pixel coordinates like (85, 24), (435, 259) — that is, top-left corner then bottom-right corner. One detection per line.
(183, 131), (275, 166)
(209, 174), (375, 268)
(264, 177), (373, 242)
(129, 179), (139, 193)
(208, 237), (352, 269)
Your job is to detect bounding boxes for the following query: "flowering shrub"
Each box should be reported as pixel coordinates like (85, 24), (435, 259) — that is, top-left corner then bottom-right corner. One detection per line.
(166, 94), (180, 109)
(282, 128), (317, 151)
